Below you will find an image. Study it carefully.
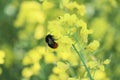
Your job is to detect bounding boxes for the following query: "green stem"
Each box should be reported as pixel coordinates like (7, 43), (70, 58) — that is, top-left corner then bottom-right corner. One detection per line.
(69, 66), (76, 77)
(72, 44), (93, 80)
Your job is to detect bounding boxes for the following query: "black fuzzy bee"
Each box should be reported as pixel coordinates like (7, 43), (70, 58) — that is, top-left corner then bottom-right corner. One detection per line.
(45, 34), (58, 49)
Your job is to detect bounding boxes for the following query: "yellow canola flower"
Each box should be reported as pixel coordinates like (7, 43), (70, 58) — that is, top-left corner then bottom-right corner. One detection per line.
(80, 27), (88, 43)
(22, 56), (32, 65)
(77, 19), (87, 28)
(20, 1), (41, 11)
(48, 13), (83, 43)
(36, 46), (46, 56)
(61, 0), (69, 7)
(53, 67), (63, 74)
(47, 13), (91, 66)
(59, 36), (74, 45)
(87, 61), (97, 68)
(103, 59), (111, 64)
(68, 53), (79, 66)
(31, 62), (41, 74)
(61, 0), (86, 16)
(48, 20), (63, 38)
(86, 40), (100, 52)
(77, 5), (86, 16)
(48, 13), (83, 38)
(23, 49), (42, 65)
(65, 2), (78, 10)
(94, 70), (108, 80)
(42, 0), (54, 10)
(49, 73), (68, 80)
(22, 67), (33, 79)
(14, 1), (45, 27)
(78, 19), (92, 43)
(0, 50), (5, 58)
(34, 25), (45, 40)
(59, 73), (69, 80)
(57, 61), (69, 70)
(26, 11), (45, 24)
(44, 52), (57, 64)
(49, 74), (58, 80)
(57, 51), (70, 60)
(62, 14), (78, 26)
(53, 61), (69, 74)
(22, 47), (43, 79)
(0, 50), (5, 64)
(58, 14), (78, 35)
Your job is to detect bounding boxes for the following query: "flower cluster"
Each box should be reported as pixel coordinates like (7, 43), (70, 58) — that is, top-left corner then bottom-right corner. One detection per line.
(0, 50), (5, 75)
(14, 0), (111, 80)
(22, 47), (42, 79)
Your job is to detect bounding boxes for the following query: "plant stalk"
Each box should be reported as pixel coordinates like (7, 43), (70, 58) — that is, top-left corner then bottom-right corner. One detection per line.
(72, 44), (93, 80)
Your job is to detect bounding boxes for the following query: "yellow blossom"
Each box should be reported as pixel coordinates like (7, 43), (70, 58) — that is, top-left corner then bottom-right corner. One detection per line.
(48, 20), (63, 38)
(59, 73), (69, 80)
(59, 36), (74, 45)
(61, 0), (86, 16)
(68, 54), (79, 66)
(20, 1), (41, 11)
(53, 62), (69, 74)
(22, 67), (33, 78)
(57, 61), (69, 70)
(31, 62), (41, 74)
(49, 74), (59, 80)
(77, 19), (87, 28)
(103, 59), (111, 64)
(0, 50), (5, 58)
(65, 2), (78, 10)
(34, 25), (45, 40)
(77, 5), (86, 16)
(0, 50), (5, 64)
(87, 61), (97, 68)
(22, 56), (32, 65)
(42, 0), (54, 10)
(44, 52), (57, 64)
(53, 67), (63, 74)
(23, 49), (42, 65)
(61, 0), (70, 9)
(26, 11), (45, 24)
(86, 40), (100, 52)
(94, 70), (108, 80)
(36, 46), (46, 56)
(78, 19), (90, 43)
(58, 51), (70, 60)
(14, 1), (45, 27)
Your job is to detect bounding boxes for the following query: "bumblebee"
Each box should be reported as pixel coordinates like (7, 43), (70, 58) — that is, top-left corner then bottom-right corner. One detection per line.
(45, 34), (58, 49)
